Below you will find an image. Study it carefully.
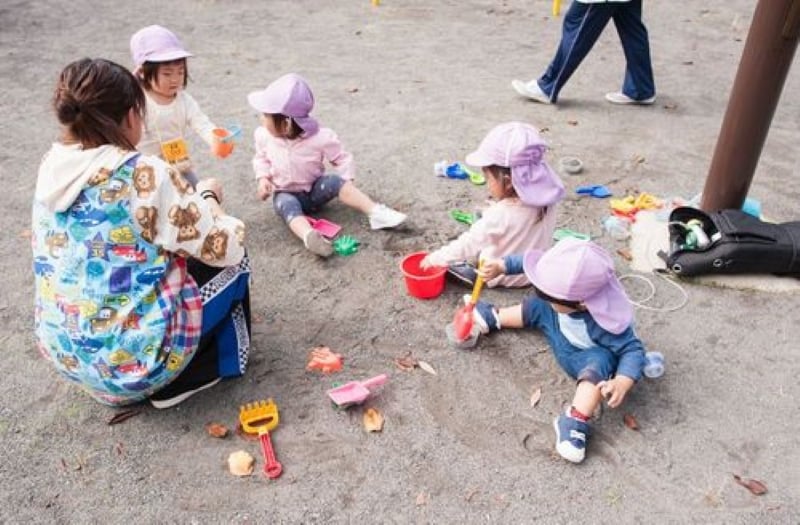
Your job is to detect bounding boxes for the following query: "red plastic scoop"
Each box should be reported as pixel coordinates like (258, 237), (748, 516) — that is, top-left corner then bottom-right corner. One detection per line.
(452, 267), (485, 341)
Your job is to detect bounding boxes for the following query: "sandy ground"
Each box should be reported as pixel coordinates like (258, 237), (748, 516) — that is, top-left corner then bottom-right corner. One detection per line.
(2, 0), (799, 523)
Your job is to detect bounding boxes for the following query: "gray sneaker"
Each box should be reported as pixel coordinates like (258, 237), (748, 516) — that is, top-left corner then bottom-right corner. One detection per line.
(304, 229), (333, 257)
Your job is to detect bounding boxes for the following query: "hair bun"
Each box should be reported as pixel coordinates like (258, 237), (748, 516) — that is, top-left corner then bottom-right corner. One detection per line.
(56, 94), (82, 124)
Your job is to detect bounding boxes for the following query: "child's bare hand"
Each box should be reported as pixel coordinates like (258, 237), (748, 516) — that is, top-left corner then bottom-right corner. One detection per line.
(420, 255), (436, 269)
(477, 259), (505, 280)
(197, 178), (224, 203)
(597, 376), (635, 408)
(256, 177), (273, 200)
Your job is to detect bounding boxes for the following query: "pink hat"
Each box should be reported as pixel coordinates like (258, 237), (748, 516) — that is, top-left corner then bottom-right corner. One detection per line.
(247, 73), (319, 137)
(130, 25), (193, 66)
(523, 238), (633, 334)
(465, 122), (565, 207)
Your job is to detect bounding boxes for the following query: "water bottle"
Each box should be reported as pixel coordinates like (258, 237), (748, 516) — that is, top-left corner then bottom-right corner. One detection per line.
(685, 219), (710, 249)
(643, 351), (665, 378)
(602, 216), (630, 240)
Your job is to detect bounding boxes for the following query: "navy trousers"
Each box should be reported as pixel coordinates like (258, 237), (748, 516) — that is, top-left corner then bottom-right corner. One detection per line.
(537, 0), (655, 102)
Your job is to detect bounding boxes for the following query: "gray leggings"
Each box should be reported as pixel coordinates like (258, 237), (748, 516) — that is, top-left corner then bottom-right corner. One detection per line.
(272, 174), (346, 224)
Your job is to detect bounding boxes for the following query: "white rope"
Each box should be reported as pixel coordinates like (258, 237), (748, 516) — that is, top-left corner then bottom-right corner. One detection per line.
(620, 271), (689, 312)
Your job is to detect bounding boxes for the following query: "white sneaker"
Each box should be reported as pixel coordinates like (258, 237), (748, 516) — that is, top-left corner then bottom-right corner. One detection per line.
(304, 229), (333, 257)
(604, 92), (656, 105)
(369, 204), (406, 230)
(511, 79), (552, 104)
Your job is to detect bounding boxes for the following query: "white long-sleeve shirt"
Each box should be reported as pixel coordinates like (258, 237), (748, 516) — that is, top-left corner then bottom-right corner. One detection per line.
(137, 91), (216, 160)
(425, 198), (557, 288)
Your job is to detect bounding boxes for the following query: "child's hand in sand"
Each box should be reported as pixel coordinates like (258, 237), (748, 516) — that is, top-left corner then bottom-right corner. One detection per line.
(477, 258), (506, 281)
(256, 177), (274, 200)
(597, 376), (635, 408)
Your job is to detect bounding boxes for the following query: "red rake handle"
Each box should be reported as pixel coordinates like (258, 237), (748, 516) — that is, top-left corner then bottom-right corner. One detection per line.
(259, 431), (283, 479)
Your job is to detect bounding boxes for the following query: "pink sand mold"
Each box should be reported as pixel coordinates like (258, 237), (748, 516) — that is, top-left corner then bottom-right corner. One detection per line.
(327, 374), (388, 408)
(307, 217), (342, 239)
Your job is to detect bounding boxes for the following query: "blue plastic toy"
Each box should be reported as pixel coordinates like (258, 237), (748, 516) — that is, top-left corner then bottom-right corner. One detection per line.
(576, 185), (612, 198)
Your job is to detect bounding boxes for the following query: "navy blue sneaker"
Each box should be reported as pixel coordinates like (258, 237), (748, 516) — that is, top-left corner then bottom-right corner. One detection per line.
(553, 408), (591, 463)
(472, 300), (500, 334)
(447, 261), (478, 287)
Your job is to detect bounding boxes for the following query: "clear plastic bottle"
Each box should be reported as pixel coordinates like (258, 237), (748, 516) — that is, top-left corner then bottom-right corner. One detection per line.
(643, 351), (665, 378)
(602, 216), (631, 240)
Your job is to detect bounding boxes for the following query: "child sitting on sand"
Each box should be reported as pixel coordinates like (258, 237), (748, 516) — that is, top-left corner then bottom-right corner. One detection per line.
(248, 73), (406, 257)
(421, 122), (564, 287)
(474, 238), (647, 463)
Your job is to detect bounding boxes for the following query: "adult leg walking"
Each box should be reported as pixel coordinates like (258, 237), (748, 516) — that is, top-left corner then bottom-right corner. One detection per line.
(610, 0), (655, 102)
(537, 3), (613, 102)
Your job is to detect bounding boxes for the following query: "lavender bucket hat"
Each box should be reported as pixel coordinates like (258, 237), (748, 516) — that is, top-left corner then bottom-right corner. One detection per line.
(130, 25), (193, 66)
(465, 122), (565, 207)
(522, 238), (633, 334)
(247, 73), (319, 137)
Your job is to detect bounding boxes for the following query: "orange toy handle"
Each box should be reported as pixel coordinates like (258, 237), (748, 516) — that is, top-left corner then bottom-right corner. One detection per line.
(259, 431), (283, 479)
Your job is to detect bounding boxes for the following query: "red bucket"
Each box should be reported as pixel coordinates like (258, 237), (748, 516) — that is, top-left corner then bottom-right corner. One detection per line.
(400, 252), (446, 299)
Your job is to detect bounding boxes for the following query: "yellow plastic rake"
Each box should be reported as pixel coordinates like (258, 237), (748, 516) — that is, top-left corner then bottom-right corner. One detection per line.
(239, 399), (283, 479)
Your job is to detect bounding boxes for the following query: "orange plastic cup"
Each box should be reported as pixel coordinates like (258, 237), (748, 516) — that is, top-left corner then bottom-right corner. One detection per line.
(212, 128), (234, 159)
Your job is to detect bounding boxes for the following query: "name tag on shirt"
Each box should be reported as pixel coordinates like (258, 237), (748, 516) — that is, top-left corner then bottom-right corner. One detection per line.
(160, 138), (189, 164)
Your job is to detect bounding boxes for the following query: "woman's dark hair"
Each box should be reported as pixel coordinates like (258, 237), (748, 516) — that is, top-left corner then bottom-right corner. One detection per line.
(54, 58), (145, 150)
(270, 114), (303, 140)
(138, 58), (189, 90)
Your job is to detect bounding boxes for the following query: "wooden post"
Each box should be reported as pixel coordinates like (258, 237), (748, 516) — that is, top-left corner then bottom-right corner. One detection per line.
(701, 0), (800, 212)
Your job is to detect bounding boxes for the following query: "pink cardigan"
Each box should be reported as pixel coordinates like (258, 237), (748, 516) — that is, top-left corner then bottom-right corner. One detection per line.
(425, 198), (557, 287)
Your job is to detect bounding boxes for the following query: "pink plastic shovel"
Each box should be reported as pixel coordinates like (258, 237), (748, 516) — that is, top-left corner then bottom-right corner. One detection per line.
(327, 374), (388, 408)
(307, 217), (342, 239)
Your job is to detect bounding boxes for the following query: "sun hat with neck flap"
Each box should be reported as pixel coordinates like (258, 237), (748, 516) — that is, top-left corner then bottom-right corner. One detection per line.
(523, 238), (633, 334)
(130, 25), (193, 67)
(465, 121), (565, 207)
(247, 73), (320, 137)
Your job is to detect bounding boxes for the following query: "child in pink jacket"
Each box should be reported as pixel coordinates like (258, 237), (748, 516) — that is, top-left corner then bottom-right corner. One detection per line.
(422, 122), (564, 287)
(249, 73), (406, 257)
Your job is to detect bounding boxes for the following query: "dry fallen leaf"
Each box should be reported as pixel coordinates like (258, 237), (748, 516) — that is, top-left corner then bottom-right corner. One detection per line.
(567, 119), (579, 126)
(415, 491), (428, 506)
(529, 387), (542, 408)
(623, 413), (640, 431)
(632, 154), (646, 165)
(206, 422), (229, 439)
(417, 360), (437, 375)
(346, 87), (359, 93)
(363, 408), (385, 432)
(617, 248), (633, 261)
(394, 353), (418, 371)
(228, 450), (255, 477)
(107, 408), (142, 426)
(733, 474), (768, 495)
